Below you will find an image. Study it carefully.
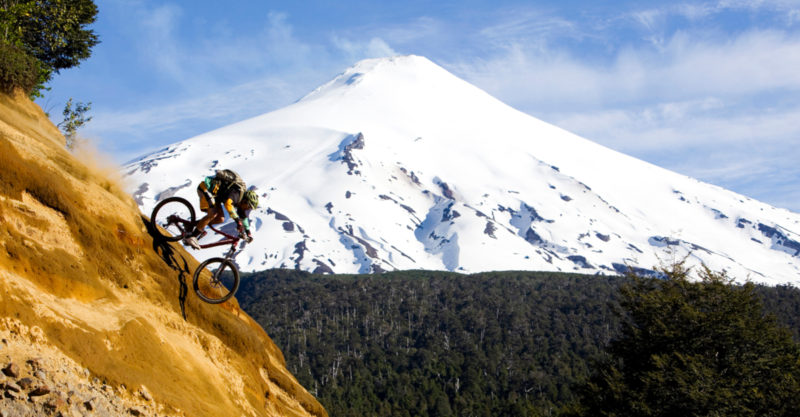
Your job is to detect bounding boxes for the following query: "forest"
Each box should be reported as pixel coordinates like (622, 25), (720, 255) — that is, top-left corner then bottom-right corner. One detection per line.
(237, 269), (800, 416)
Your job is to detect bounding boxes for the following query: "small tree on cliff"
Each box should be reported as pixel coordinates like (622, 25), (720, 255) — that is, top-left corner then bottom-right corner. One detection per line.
(57, 97), (91, 150)
(564, 263), (800, 417)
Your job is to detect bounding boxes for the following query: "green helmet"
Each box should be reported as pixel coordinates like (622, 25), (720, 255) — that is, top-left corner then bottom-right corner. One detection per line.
(244, 190), (259, 209)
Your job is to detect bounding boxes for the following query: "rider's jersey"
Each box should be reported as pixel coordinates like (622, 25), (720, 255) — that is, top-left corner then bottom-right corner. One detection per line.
(198, 176), (251, 232)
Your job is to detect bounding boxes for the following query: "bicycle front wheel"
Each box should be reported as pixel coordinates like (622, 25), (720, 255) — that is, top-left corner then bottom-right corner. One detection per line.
(150, 196), (196, 241)
(193, 257), (240, 304)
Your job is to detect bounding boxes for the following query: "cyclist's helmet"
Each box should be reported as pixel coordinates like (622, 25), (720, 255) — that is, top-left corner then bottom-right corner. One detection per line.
(244, 190), (259, 209)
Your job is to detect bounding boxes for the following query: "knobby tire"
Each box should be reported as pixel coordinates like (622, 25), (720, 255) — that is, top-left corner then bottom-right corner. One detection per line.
(150, 196), (196, 241)
(193, 257), (240, 304)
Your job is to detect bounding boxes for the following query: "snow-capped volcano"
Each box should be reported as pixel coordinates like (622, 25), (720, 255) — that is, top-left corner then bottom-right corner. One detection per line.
(124, 55), (800, 284)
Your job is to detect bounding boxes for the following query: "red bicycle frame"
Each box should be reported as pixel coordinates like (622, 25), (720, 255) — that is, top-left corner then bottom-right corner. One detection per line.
(198, 223), (241, 251)
(165, 213), (241, 252)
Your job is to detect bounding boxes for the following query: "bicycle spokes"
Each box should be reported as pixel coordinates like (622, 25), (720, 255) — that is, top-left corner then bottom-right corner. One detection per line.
(150, 197), (196, 241)
(193, 258), (240, 304)
(210, 268), (227, 287)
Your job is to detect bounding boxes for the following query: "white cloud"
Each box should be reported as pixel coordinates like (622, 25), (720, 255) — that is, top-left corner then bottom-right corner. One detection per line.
(331, 36), (398, 60)
(130, 6), (326, 93)
(138, 4), (185, 81)
(675, 3), (718, 20)
(630, 9), (665, 31)
(374, 16), (445, 45)
(654, 31), (800, 97)
(477, 9), (582, 48)
(451, 28), (800, 110)
(628, 0), (800, 24)
(551, 100), (800, 151)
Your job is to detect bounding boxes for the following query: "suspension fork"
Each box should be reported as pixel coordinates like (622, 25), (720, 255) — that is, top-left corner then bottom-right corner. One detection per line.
(223, 243), (238, 261)
(212, 243), (238, 281)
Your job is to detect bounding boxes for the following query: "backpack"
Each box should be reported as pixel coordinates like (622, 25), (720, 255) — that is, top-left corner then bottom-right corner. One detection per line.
(214, 169), (246, 201)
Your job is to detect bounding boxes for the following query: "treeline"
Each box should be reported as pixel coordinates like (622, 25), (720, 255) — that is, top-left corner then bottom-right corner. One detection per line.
(237, 269), (800, 417)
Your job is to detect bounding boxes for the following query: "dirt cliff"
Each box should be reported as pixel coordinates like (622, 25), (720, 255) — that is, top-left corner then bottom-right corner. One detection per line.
(0, 90), (327, 417)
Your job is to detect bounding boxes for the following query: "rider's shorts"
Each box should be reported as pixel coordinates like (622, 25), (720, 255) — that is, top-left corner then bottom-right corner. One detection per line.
(197, 183), (213, 212)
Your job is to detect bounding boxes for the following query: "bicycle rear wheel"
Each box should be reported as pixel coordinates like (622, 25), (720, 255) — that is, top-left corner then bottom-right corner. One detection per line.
(150, 197), (196, 241)
(193, 257), (240, 304)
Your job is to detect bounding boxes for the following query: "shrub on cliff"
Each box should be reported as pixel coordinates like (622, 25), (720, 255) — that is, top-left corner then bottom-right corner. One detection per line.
(0, 42), (39, 94)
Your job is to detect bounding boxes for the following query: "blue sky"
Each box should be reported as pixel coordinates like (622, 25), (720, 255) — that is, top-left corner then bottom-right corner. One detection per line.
(38, 0), (800, 213)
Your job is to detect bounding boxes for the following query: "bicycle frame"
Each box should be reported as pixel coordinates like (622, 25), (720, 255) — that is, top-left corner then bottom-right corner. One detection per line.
(165, 213), (241, 258)
(199, 223), (241, 258)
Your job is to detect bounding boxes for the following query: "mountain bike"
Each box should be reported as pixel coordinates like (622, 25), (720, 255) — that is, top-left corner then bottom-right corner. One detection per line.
(150, 196), (242, 304)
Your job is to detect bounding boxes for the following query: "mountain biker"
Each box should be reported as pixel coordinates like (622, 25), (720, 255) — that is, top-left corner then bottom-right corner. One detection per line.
(183, 169), (259, 250)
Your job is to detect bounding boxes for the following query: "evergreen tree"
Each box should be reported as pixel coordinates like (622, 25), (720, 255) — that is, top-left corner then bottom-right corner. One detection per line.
(566, 263), (800, 417)
(0, 0), (98, 96)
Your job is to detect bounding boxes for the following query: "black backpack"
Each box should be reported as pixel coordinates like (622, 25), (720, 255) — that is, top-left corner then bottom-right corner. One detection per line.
(214, 169), (246, 201)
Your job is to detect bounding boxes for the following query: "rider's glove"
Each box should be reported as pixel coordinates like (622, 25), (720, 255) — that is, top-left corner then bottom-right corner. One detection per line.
(245, 230), (253, 243)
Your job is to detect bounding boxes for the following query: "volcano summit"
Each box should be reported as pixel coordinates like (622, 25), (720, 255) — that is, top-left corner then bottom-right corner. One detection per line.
(124, 55), (800, 284)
